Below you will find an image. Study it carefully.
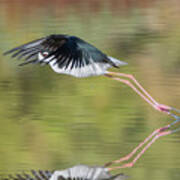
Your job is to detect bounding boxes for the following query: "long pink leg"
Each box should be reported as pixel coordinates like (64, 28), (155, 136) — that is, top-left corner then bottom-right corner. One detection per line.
(104, 125), (169, 167)
(107, 72), (159, 105)
(107, 129), (172, 170)
(105, 75), (168, 113)
(105, 72), (180, 114)
(105, 115), (180, 170)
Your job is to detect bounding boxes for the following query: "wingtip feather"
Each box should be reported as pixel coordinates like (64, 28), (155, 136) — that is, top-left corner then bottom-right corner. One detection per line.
(3, 37), (45, 56)
(3, 48), (18, 56)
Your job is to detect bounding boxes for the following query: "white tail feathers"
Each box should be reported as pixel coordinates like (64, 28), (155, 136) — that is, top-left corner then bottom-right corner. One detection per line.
(108, 56), (128, 67)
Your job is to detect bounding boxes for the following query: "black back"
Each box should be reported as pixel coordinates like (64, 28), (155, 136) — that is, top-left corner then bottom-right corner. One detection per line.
(3, 35), (114, 70)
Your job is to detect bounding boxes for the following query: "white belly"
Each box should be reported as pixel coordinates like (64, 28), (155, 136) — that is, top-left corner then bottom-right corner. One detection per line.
(38, 52), (110, 78)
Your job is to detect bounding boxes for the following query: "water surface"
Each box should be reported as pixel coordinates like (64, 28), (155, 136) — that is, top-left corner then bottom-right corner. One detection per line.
(0, 0), (180, 180)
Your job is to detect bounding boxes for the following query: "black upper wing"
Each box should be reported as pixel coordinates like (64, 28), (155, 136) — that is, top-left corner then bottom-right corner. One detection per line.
(3, 35), (114, 70)
(3, 35), (69, 66)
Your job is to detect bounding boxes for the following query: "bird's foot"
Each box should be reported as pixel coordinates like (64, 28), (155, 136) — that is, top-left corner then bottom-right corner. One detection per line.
(155, 104), (180, 114)
(156, 104), (180, 125)
(155, 104), (172, 114)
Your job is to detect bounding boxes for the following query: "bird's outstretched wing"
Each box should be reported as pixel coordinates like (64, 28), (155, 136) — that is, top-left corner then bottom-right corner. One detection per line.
(3, 35), (69, 66)
(4, 35), (127, 78)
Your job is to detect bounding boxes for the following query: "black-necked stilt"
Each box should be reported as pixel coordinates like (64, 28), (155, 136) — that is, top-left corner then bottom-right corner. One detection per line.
(2, 165), (128, 180)
(3, 34), (180, 114)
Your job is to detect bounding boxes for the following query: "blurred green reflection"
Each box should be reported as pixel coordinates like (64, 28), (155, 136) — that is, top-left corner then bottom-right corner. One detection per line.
(0, 1), (180, 180)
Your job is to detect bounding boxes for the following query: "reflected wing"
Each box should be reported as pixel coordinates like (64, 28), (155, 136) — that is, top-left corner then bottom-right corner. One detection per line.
(3, 170), (53, 180)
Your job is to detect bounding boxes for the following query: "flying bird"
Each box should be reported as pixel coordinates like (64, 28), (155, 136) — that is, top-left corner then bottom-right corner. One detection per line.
(4, 35), (127, 77)
(4, 34), (180, 114)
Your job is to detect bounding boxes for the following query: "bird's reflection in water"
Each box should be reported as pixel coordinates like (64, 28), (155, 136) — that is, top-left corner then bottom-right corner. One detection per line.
(2, 165), (128, 180)
(2, 114), (180, 180)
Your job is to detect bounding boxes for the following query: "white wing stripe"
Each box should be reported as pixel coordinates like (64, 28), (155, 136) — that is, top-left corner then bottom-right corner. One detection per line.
(38, 52), (122, 78)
